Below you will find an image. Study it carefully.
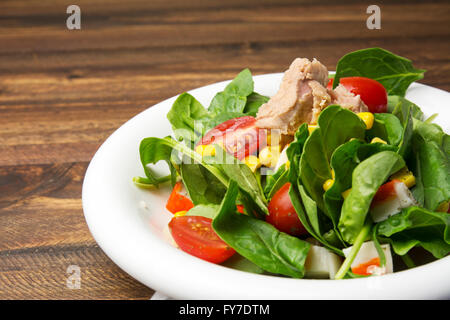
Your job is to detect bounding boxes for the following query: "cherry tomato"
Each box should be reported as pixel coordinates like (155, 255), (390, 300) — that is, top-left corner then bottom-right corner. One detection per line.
(198, 116), (265, 160)
(169, 215), (236, 263)
(266, 183), (308, 237)
(338, 77), (388, 113)
(166, 181), (194, 214)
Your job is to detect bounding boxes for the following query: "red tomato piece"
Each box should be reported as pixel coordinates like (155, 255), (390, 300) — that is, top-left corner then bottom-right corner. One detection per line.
(198, 116), (265, 160)
(166, 181), (194, 214)
(169, 215), (236, 263)
(266, 183), (308, 237)
(327, 78), (334, 90)
(338, 77), (388, 113)
(236, 204), (245, 214)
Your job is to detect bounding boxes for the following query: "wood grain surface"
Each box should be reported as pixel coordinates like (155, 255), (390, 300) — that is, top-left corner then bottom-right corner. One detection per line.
(0, 0), (449, 299)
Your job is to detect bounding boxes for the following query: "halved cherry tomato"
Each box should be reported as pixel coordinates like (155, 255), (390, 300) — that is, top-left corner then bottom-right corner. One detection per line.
(169, 215), (236, 263)
(337, 77), (388, 113)
(166, 181), (194, 214)
(267, 183), (308, 237)
(198, 116), (265, 160)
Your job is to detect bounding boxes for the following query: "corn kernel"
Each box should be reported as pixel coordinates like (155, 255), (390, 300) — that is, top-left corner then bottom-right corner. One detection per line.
(308, 124), (318, 135)
(341, 188), (352, 199)
(437, 201), (449, 213)
(259, 146), (280, 168)
(285, 160), (290, 170)
(323, 179), (334, 191)
(195, 144), (216, 157)
(174, 210), (187, 217)
(390, 167), (416, 188)
(371, 137), (387, 144)
(244, 155), (261, 172)
(358, 112), (375, 130)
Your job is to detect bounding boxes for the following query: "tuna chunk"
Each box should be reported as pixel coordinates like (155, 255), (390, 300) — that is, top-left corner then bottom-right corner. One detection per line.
(329, 84), (368, 113)
(255, 58), (331, 135)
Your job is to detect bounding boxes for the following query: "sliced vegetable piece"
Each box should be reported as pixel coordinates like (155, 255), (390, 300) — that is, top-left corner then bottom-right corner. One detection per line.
(169, 215), (236, 263)
(370, 180), (418, 223)
(342, 241), (393, 276)
(166, 181), (194, 214)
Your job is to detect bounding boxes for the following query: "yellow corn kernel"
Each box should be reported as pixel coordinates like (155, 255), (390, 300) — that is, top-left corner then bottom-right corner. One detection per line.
(195, 144), (216, 157)
(390, 167), (416, 188)
(358, 112), (375, 130)
(341, 188), (352, 199)
(244, 155), (261, 172)
(371, 137), (387, 144)
(308, 124), (318, 134)
(174, 210), (187, 217)
(323, 179), (334, 191)
(259, 146), (280, 168)
(437, 201), (449, 213)
(285, 160), (290, 170)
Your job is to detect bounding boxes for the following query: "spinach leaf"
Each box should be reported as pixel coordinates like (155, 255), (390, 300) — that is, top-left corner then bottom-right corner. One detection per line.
(324, 140), (398, 228)
(208, 68), (254, 115)
(139, 136), (179, 187)
(299, 106), (366, 212)
(286, 123), (309, 184)
(243, 92), (270, 116)
(412, 133), (450, 211)
(185, 204), (219, 219)
(205, 145), (268, 216)
(338, 151), (405, 243)
(377, 206), (450, 258)
(333, 48), (425, 96)
(324, 140), (363, 228)
(389, 95), (424, 121)
(367, 113), (403, 146)
(213, 180), (311, 278)
(221, 253), (266, 274)
(167, 93), (210, 144)
(410, 120), (450, 211)
(180, 161), (226, 205)
(288, 183), (343, 256)
(263, 164), (288, 200)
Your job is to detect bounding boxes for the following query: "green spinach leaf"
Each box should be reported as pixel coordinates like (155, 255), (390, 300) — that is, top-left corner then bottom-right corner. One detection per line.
(377, 206), (450, 258)
(333, 48), (425, 96)
(338, 151), (405, 243)
(213, 180), (311, 278)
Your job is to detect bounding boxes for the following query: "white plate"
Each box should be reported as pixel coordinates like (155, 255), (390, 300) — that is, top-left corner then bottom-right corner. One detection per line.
(82, 73), (450, 299)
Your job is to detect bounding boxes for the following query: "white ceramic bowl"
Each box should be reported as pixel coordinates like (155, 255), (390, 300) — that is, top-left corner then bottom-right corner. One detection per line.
(82, 73), (450, 299)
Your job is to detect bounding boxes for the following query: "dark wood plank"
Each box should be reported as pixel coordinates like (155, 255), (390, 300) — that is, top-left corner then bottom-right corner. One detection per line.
(0, 0), (448, 299)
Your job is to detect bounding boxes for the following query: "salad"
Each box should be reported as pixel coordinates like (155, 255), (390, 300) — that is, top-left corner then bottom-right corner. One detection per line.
(134, 48), (449, 279)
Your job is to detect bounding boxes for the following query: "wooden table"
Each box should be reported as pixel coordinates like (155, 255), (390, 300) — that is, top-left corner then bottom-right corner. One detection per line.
(0, 0), (449, 299)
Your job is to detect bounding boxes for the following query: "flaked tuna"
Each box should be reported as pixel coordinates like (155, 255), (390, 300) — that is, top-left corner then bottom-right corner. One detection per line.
(255, 58), (331, 135)
(256, 58), (369, 135)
